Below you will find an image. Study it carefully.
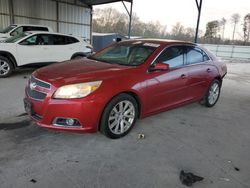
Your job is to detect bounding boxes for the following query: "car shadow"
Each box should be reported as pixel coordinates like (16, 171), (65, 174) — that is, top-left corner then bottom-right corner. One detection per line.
(11, 68), (36, 78)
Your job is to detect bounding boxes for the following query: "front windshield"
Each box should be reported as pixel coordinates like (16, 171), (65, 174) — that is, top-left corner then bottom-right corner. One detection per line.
(89, 42), (159, 66)
(0, 25), (17, 34)
(5, 33), (28, 43)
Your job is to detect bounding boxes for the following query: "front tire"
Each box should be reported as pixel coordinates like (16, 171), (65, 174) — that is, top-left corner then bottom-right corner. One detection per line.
(205, 80), (221, 107)
(100, 94), (138, 139)
(0, 56), (13, 78)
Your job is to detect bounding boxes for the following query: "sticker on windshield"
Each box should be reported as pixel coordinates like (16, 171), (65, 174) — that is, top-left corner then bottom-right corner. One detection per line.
(143, 43), (160, 47)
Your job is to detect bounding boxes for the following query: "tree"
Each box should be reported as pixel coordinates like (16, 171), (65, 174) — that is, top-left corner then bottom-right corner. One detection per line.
(184, 27), (195, 39)
(171, 22), (185, 38)
(93, 8), (128, 35)
(231, 13), (240, 41)
(93, 7), (168, 38)
(220, 18), (227, 40)
(243, 13), (250, 44)
(204, 20), (220, 39)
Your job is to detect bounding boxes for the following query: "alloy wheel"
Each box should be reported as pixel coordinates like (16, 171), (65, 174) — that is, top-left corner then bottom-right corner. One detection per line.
(108, 100), (135, 135)
(208, 82), (220, 105)
(0, 60), (10, 76)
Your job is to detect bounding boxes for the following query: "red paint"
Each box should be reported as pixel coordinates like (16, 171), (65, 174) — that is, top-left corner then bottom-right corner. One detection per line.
(24, 40), (227, 133)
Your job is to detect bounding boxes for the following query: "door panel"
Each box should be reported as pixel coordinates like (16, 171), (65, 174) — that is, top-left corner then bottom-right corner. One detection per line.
(17, 45), (51, 65)
(44, 45), (71, 62)
(49, 35), (76, 61)
(17, 34), (52, 65)
(187, 63), (218, 99)
(185, 46), (217, 99)
(143, 45), (191, 114)
(144, 67), (190, 114)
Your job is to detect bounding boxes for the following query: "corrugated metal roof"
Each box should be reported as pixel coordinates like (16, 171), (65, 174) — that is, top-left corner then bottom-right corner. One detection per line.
(80, 0), (132, 6)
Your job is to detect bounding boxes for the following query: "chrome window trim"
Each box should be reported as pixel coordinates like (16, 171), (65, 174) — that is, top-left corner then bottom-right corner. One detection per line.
(149, 43), (212, 69)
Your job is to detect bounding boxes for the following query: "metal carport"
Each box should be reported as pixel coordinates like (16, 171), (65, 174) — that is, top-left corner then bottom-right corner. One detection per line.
(80, 0), (133, 38)
(84, 0), (203, 42)
(0, 0), (202, 42)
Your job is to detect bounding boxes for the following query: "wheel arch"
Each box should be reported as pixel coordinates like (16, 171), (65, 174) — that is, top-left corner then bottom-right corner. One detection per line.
(98, 91), (142, 130)
(70, 52), (88, 59)
(0, 51), (17, 68)
(214, 76), (222, 85)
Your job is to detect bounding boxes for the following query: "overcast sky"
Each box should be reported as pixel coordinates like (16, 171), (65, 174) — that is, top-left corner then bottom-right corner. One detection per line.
(94, 0), (250, 39)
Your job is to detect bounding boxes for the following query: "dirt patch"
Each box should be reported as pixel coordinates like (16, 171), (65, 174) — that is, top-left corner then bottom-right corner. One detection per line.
(0, 120), (31, 130)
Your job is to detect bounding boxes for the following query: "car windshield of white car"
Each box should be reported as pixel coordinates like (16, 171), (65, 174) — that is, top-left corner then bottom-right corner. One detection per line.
(5, 33), (28, 43)
(89, 42), (158, 66)
(0, 25), (17, 33)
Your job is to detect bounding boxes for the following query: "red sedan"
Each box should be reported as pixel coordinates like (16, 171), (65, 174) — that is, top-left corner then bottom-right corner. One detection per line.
(24, 39), (227, 139)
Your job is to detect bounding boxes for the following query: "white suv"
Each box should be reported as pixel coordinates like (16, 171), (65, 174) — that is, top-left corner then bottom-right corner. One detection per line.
(0, 24), (53, 41)
(0, 31), (93, 77)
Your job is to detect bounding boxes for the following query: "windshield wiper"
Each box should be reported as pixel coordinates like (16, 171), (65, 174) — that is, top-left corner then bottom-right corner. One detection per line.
(87, 56), (96, 61)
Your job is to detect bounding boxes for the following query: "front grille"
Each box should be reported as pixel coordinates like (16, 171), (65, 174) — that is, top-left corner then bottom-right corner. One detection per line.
(30, 75), (51, 89)
(27, 76), (51, 100)
(27, 88), (47, 100)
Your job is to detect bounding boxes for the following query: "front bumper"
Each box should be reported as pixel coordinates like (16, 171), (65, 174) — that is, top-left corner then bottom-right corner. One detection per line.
(24, 91), (105, 133)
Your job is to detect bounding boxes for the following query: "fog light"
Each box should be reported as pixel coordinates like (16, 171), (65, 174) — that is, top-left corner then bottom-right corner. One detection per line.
(66, 118), (75, 126)
(53, 117), (81, 127)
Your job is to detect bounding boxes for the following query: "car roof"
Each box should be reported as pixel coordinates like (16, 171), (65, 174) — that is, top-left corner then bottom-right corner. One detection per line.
(123, 38), (196, 46)
(25, 31), (78, 38)
(11, 24), (50, 28)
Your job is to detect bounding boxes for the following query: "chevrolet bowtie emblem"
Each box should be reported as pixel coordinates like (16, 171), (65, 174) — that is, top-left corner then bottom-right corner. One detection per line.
(30, 82), (37, 90)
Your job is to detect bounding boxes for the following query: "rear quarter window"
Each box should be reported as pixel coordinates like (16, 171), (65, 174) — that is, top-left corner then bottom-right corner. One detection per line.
(186, 46), (210, 64)
(66, 36), (79, 44)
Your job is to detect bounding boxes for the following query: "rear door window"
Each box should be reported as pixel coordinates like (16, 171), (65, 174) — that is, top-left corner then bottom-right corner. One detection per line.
(52, 35), (67, 45)
(36, 34), (51, 45)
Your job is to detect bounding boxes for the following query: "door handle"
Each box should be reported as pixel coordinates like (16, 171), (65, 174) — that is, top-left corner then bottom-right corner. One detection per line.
(181, 74), (187, 79)
(207, 68), (211, 73)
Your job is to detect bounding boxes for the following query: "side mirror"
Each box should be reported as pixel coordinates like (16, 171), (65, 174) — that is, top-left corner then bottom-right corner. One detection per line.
(19, 41), (29, 45)
(19, 41), (35, 45)
(149, 63), (169, 72)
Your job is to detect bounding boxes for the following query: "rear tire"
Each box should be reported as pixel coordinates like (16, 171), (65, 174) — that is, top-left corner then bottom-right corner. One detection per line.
(205, 80), (221, 107)
(100, 94), (138, 139)
(0, 56), (13, 78)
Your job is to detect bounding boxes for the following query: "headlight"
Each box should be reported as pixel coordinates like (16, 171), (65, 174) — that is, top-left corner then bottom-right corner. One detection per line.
(54, 81), (102, 99)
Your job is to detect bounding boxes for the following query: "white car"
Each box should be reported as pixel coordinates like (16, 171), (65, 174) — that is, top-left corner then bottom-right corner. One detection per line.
(0, 24), (53, 41)
(0, 31), (93, 77)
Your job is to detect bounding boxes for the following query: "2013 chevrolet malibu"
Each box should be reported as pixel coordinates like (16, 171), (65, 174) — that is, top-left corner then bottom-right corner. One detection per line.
(24, 39), (227, 139)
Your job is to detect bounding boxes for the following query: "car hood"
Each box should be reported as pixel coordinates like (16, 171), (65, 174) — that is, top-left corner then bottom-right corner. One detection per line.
(0, 33), (8, 39)
(0, 42), (15, 48)
(34, 58), (134, 87)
